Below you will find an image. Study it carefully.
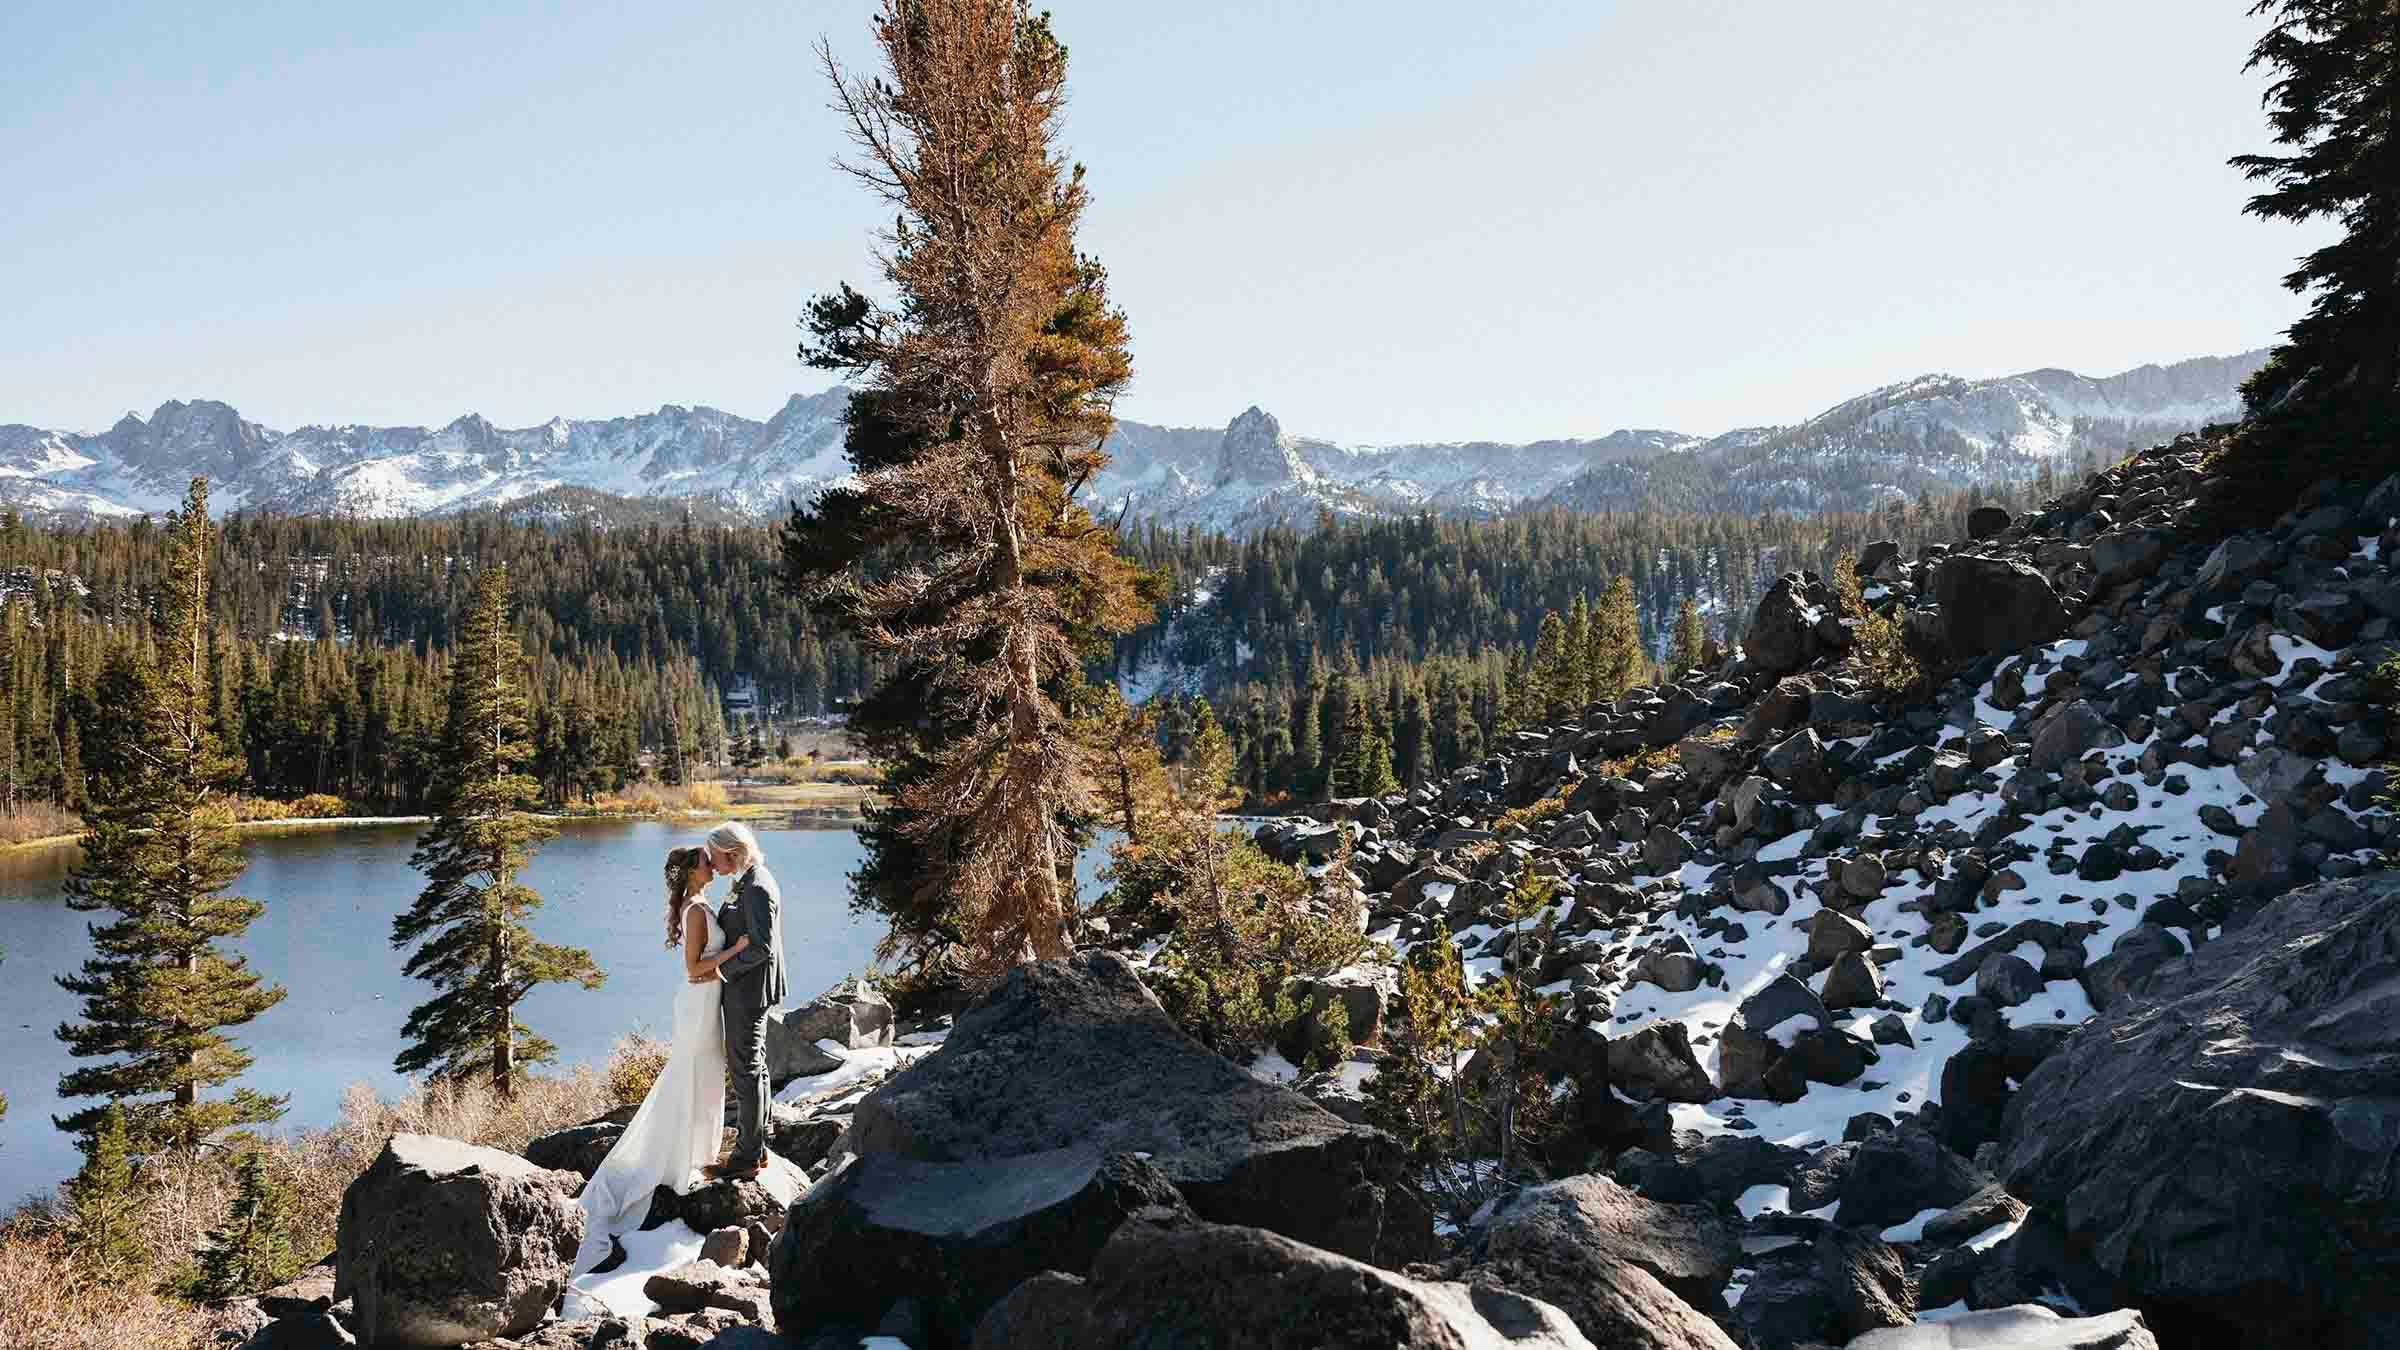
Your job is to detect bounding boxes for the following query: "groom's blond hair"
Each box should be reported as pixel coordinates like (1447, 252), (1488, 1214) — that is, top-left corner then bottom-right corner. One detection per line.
(706, 820), (764, 873)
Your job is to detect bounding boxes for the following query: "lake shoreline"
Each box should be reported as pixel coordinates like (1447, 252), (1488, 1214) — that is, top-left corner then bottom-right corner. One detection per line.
(0, 783), (882, 855)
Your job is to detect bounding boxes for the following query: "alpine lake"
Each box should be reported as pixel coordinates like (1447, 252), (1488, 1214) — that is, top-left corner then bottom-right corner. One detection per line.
(0, 815), (1113, 1203)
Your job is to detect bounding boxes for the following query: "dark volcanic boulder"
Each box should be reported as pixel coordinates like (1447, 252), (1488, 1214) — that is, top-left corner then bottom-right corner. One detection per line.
(1606, 1022), (1719, 1104)
(643, 1154), (809, 1233)
(1966, 505), (2012, 541)
(969, 1220), (1596, 1349)
(1932, 554), (2069, 661)
(1745, 572), (1847, 678)
(769, 1146), (1191, 1346)
(845, 950), (1435, 1267)
(1998, 873), (2400, 1348)
(1730, 1227), (1911, 1347)
(1833, 1123), (1990, 1231)
(522, 1105), (638, 1180)
(333, 1134), (583, 1347)
(1463, 1174), (1738, 1317)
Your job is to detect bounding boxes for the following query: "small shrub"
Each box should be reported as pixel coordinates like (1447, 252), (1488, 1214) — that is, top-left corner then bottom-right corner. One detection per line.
(1835, 549), (1923, 698)
(1492, 787), (1569, 835)
(60, 1106), (146, 1283)
(1364, 870), (1567, 1227)
(603, 1034), (671, 1109)
(175, 1151), (303, 1301)
(1588, 746), (1677, 781)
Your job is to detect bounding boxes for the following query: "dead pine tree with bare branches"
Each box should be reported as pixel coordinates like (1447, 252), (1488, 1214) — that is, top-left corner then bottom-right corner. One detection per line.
(784, 0), (1154, 977)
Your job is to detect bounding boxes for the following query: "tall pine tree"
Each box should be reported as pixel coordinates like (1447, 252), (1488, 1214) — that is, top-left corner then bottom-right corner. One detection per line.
(782, 0), (1155, 973)
(391, 564), (602, 1095)
(55, 478), (286, 1155)
(1668, 598), (1708, 677)
(2220, 0), (2400, 513)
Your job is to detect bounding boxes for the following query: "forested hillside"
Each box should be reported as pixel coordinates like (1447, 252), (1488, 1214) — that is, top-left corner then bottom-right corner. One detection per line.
(0, 442), (2106, 819)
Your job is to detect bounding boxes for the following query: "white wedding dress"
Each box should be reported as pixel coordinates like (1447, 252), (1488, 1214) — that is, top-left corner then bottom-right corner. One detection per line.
(572, 898), (730, 1276)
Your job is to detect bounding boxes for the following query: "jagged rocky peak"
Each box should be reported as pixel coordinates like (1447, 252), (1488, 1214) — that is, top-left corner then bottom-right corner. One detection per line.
(1214, 405), (1308, 487)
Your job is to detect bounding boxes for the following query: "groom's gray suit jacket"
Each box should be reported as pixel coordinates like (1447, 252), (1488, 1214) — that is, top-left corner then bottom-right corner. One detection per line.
(715, 863), (785, 1005)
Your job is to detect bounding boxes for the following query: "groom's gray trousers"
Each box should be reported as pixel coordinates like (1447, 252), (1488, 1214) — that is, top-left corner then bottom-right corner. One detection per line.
(721, 970), (772, 1170)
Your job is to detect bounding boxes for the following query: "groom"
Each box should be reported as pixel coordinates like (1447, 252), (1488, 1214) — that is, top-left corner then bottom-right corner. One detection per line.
(702, 822), (784, 1180)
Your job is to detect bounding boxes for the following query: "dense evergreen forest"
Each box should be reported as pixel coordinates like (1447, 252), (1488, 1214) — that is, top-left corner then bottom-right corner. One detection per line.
(1112, 457), (2094, 803)
(0, 449), (2089, 817)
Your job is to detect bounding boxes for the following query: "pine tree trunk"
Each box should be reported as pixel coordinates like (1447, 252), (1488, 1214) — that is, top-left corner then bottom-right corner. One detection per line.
(490, 919), (513, 1098)
(980, 402), (1064, 965)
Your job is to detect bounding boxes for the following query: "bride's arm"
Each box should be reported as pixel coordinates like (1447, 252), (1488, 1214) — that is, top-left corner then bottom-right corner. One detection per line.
(682, 906), (748, 983)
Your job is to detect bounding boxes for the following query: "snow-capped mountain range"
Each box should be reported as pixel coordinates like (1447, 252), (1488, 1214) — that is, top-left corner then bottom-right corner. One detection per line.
(0, 351), (2265, 529)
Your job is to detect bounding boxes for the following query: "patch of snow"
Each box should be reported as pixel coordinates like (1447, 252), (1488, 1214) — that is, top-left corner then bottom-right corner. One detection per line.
(1248, 1049), (1302, 1084)
(1879, 1207), (1949, 1243)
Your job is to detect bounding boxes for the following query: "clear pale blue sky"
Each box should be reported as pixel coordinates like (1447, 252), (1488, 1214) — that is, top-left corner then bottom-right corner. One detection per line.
(0, 0), (2324, 444)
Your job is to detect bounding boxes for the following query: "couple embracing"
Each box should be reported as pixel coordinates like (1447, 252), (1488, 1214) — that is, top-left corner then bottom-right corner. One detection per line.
(575, 821), (787, 1257)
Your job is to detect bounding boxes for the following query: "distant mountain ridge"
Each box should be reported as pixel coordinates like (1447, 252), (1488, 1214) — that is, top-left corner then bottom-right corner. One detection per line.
(0, 350), (2265, 528)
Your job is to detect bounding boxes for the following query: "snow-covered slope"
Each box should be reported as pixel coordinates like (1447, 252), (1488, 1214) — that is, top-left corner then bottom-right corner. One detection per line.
(0, 351), (2262, 528)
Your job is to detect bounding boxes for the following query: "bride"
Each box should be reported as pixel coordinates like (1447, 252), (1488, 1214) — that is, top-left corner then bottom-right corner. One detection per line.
(574, 845), (750, 1253)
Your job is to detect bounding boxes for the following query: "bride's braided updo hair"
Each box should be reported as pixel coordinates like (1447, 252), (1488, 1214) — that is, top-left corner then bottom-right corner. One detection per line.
(664, 845), (705, 947)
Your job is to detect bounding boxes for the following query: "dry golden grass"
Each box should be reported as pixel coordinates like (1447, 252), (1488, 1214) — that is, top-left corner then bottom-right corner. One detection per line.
(225, 794), (351, 823)
(1, 1040), (654, 1330)
(0, 1227), (221, 1350)
(0, 802), (80, 847)
(589, 781), (732, 816)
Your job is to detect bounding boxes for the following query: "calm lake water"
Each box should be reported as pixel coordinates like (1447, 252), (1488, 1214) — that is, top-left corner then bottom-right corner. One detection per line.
(0, 818), (969, 1203)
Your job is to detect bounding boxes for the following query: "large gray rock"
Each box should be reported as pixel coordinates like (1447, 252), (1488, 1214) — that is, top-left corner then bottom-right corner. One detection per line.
(768, 1146), (1191, 1347)
(644, 1154), (809, 1234)
(969, 1220), (1596, 1349)
(1746, 572), (1847, 678)
(1762, 727), (1837, 802)
(1834, 1124), (1990, 1231)
(761, 1007), (848, 1084)
(1734, 1227), (1913, 1347)
(1607, 1022), (1719, 1104)
(522, 1105), (638, 1180)
(2089, 527), (2175, 588)
(846, 950), (1435, 1267)
(1465, 1174), (1738, 1317)
(2027, 700), (2124, 773)
(779, 979), (896, 1050)
(333, 1134), (583, 1347)
(1998, 873), (2400, 1348)
(1932, 555), (2069, 661)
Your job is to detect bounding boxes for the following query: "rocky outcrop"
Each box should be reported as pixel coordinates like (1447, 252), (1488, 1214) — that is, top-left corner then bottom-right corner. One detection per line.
(1998, 873), (2400, 1348)
(1745, 572), (1849, 678)
(769, 1147), (1192, 1347)
(844, 950), (1435, 1267)
(521, 1105), (638, 1180)
(1929, 554), (2068, 660)
(969, 1220), (1596, 1349)
(1454, 1174), (1739, 1337)
(333, 1134), (583, 1347)
(643, 1154), (809, 1233)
